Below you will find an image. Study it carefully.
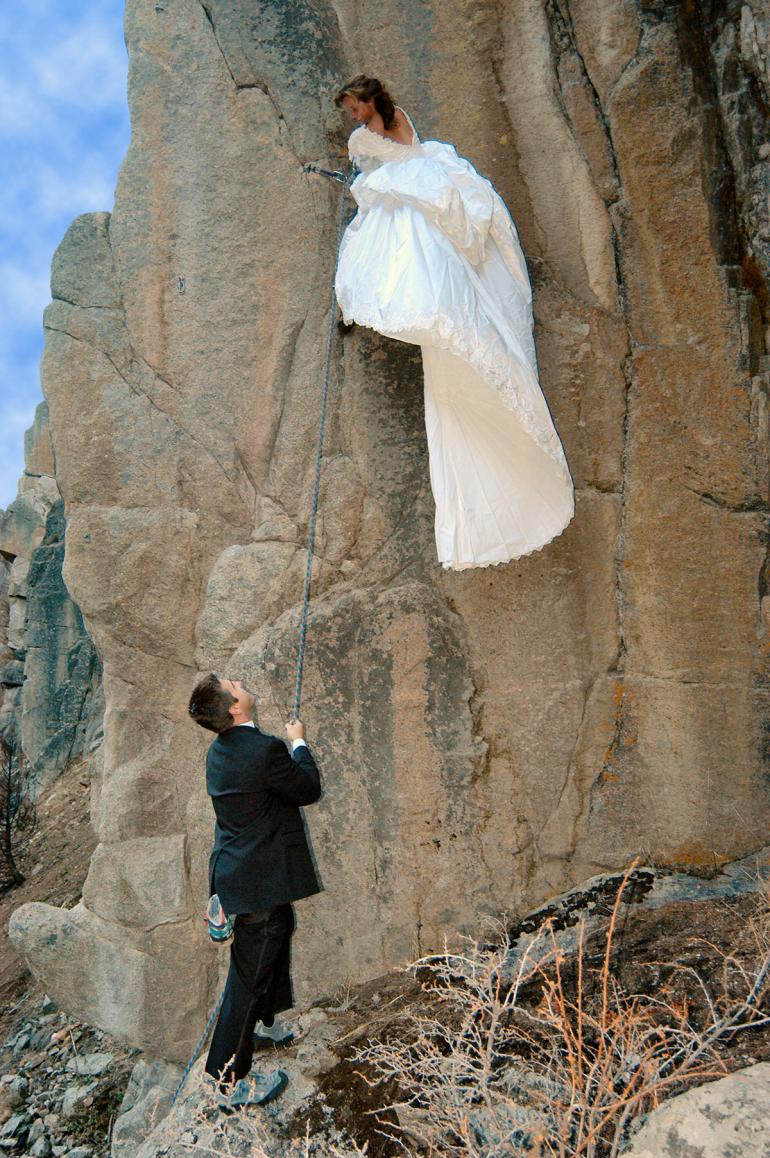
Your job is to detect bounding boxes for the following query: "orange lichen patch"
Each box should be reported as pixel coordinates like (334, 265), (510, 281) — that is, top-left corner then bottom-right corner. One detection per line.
(660, 843), (733, 870)
(600, 680), (637, 779)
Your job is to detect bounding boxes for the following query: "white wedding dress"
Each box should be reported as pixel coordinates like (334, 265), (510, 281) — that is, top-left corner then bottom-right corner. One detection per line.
(335, 112), (575, 570)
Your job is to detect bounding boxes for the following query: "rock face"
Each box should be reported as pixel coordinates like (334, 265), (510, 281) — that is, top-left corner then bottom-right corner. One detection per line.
(623, 1063), (770, 1157)
(111, 1058), (181, 1158)
(0, 403), (103, 795)
(9, 0), (770, 1062)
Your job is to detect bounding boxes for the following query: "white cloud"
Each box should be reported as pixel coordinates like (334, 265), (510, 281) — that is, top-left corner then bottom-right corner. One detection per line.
(0, 263), (50, 326)
(0, 10), (127, 139)
(34, 26), (128, 111)
(35, 162), (117, 219)
(0, 387), (43, 514)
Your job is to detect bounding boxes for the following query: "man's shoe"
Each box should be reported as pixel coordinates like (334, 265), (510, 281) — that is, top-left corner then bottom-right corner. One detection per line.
(253, 1019), (295, 1049)
(218, 1070), (288, 1111)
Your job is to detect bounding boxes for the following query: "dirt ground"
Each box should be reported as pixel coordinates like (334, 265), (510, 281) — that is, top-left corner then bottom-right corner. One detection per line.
(0, 757), (97, 1037)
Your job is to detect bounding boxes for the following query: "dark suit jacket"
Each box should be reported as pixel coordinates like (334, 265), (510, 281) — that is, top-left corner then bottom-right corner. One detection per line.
(206, 725), (322, 915)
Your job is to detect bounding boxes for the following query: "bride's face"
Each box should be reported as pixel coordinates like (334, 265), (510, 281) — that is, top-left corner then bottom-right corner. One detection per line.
(342, 93), (375, 123)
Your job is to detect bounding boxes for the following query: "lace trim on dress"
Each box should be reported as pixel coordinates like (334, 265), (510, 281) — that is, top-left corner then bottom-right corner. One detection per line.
(441, 508), (575, 570)
(348, 123), (422, 167)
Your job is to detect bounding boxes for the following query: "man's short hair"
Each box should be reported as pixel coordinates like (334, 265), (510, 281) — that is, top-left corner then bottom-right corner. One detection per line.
(188, 673), (236, 733)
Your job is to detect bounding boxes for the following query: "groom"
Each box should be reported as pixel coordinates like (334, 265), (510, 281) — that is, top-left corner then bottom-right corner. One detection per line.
(188, 673), (322, 1107)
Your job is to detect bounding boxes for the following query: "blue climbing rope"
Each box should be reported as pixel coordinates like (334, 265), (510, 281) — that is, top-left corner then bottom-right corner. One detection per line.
(171, 986), (226, 1104)
(292, 169), (352, 721)
(172, 163), (351, 1106)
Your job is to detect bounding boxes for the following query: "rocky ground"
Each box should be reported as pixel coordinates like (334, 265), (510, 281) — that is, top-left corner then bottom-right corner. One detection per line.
(129, 856), (770, 1156)
(0, 758), (97, 1033)
(0, 757), (133, 1158)
(0, 997), (137, 1157)
(2, 875), (769, 1156)
(2, 758), (769, 1156)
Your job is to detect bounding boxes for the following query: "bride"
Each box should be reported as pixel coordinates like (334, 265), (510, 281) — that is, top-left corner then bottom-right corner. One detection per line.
(333, 75), (575, 571)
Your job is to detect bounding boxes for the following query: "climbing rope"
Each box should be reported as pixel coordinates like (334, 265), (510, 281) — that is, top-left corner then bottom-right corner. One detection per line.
(292, 166), (352, 721)
(171, 163), (351, 1107)
(171, 986), (226, 1105)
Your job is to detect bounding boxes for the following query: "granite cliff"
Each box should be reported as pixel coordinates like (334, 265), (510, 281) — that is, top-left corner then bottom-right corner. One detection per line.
(0, 403), (103, 800)
(8, 0), (770, 1064)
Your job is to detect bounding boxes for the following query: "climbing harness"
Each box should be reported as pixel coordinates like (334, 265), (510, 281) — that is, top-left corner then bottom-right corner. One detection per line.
(171, 162), (352, 1107)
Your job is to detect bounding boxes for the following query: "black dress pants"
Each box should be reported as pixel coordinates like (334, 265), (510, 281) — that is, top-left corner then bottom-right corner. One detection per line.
(205, 903), (295, 1087)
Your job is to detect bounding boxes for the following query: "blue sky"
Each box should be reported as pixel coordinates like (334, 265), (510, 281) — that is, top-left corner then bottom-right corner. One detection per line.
(0, 0), (129, 510)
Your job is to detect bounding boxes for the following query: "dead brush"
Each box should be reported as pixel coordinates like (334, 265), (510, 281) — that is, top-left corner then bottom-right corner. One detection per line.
(352, 863), (770, 1156)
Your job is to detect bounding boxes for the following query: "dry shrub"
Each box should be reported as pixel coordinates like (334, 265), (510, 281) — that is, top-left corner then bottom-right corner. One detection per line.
(353, 864), (770, 1156)
(0, 731), (36, 892)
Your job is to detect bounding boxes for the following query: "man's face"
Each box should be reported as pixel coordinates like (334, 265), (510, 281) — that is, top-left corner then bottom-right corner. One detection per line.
(218, 678), (255, 721)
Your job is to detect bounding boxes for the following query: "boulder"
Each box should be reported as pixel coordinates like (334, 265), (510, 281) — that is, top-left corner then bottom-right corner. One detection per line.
(65, 1053), (114, 1077)
(8, 902), (212, 1062)
(29, 1137), (53, 1158)
(624, 1063), (770, 1157)
(110, 1058), (181, 1158)
(81, 836), (191, 928)
(0, 1112), (27, 1139)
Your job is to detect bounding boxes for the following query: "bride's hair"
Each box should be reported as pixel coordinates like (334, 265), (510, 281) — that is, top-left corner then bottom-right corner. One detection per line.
(334, 75), (397, 129)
